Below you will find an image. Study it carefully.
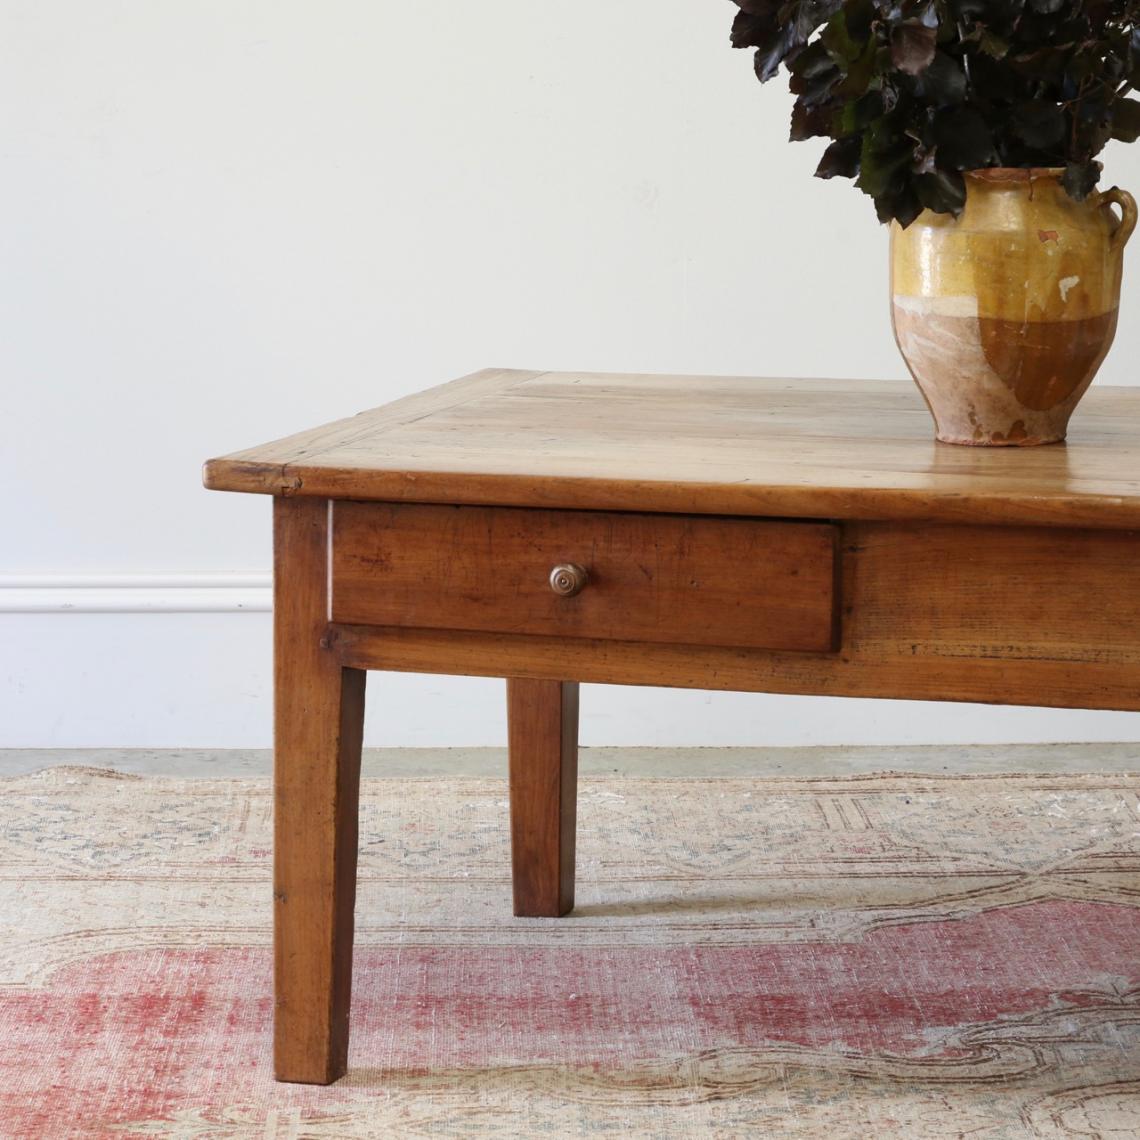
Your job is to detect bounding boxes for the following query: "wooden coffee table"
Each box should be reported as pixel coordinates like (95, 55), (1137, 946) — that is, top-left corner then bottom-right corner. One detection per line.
(204, 368), (1140, 1084)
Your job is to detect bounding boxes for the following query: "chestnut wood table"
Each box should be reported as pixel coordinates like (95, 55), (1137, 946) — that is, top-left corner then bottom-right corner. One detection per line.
(204, 368), (1140, 1084)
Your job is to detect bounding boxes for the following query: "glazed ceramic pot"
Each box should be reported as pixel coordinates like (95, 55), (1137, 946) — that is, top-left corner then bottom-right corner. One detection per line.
(890, 168), (1136, 445)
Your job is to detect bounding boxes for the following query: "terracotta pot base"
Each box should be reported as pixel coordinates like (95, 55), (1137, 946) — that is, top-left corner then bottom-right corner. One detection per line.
(891, 297), (1118, 446)
(934, 431), (1064, 447)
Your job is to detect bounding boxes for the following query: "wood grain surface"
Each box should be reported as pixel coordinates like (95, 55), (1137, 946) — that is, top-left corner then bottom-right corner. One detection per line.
(273, 498), (366, 1085)
(330, 502), (839, 653)
(204, 370), (1140, 530)
(331, 521), (1140, 712)
(507, 679), (579, 918)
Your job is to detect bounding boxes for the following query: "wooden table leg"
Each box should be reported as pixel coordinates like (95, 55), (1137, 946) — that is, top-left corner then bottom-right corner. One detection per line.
(273, 497), (366, 1085)
(507, 679), (579, 917)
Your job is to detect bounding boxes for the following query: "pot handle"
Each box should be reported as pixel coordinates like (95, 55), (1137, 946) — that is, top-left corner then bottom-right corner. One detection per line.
(1102, 187), (1137, 251)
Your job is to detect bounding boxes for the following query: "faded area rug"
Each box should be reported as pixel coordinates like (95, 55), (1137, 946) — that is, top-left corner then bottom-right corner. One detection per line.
(2, 767), (1140, 1138)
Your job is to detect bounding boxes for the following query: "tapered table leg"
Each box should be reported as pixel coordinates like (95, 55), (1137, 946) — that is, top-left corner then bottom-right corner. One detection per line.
(273, 497), (366, 1084)
(507, 679), (579, 917)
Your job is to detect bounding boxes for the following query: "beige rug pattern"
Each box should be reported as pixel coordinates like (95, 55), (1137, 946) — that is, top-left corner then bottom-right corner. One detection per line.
(1, 766), (1139, 1137)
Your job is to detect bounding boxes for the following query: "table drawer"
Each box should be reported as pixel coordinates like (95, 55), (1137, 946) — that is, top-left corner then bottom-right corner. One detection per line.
(330, 503), (839, 652)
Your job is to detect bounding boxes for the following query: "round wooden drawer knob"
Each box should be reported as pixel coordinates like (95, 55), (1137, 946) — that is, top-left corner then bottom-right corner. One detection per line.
(549, 563), (588, 597)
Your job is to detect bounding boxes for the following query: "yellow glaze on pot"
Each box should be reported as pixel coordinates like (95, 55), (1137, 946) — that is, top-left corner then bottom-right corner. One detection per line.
(891, 168), (1135, 445)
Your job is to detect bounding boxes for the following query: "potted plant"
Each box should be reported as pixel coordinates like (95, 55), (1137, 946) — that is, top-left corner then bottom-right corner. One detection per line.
(730, 0), (1137, 445)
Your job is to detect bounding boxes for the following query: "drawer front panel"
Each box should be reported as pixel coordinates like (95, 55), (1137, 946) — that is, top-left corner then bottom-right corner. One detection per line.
(331, 503), (839, 652)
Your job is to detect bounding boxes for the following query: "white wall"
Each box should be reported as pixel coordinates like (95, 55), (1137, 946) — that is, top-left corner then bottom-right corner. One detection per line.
(4, 1), (1140, 748)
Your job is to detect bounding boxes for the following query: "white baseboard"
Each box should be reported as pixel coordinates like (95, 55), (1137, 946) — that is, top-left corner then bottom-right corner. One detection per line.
(0, 574), (272, 613)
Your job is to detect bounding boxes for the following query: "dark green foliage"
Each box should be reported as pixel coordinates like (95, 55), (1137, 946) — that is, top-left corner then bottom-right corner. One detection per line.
(729, 0), (1140, 224)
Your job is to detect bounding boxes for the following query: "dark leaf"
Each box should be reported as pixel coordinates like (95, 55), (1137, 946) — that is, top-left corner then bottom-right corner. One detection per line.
(977, 30), (1010, 59)
(1082, 120), (1114, 159)
(793, 0), (846, 43)
(856, 118), (913, 196)
(789, 42), (843, 104)
(1101, 46), (1128, 87)
(788, 39), (835, 82)
(1062, 160), (1100, 200)
(932, 105), (998, 169)
(884, 0), (940, 27)
(914, 168), (967, 213)
(965, 52), (1019, 101)
(916, 2), (939, 28)
(912, 51), (968, 103)
(1078, 92), (1110, 126)
(836, 88), (887, 134)
(891, 22), (938, 75)
(730, 7), (776, 49)
(836, 36), (882, 96)
(1010, 100), (1067, 148)
(727, 0), (1140, 226)
(911, 142), (938, 174)
(951, 0), (988, 19)
(821, 5), (861, 62)
(752, 23), (802, 82)
(842, 0), (877, 40)
(815, 134), (862, 178)
(1007, 44), (1072, 81)
(1067, 49), (1103, 84)
(1111, 97), (1140, 143)
(951, 0), (1025, 27)
(875, 182), (924, 227)
(791, 98), (837, 140)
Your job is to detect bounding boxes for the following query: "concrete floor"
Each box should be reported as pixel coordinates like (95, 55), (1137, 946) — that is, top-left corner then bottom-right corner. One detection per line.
(2, 743), (1139, 778)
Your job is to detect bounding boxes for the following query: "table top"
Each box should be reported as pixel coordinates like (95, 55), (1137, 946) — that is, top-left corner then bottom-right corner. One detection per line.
(203, 367), (1140, 529)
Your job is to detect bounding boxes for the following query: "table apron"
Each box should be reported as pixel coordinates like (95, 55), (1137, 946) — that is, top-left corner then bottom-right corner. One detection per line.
(325, 518), (1140, 713)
